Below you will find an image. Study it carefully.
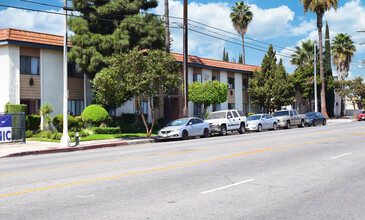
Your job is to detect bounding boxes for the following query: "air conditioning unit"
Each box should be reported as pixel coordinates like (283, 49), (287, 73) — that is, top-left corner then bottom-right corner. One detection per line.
(228, 84), (233, 89)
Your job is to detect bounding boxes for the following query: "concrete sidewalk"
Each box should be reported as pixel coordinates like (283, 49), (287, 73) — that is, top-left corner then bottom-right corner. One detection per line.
(0, 137), (156, 158)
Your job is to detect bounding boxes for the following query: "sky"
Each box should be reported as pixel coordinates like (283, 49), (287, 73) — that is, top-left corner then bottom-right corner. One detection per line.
(1, 0), (364, 78)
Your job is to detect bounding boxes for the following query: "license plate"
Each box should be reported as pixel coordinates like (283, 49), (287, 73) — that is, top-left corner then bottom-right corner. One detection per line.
(362, 117), (365, 119)
(163, 134), (167, 137)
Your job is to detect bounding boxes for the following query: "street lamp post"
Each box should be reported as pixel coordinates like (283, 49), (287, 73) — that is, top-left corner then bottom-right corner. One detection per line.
(60, 0), (70, 147)
(314, 41), (318, 112)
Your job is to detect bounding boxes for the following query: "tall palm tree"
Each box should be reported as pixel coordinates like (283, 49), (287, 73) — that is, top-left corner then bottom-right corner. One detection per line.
(230, 1), (253, 64)
(290, 39), (317, 67)
(331, 33), (356, 80)
(164, 0), (170, 53)
(300, 0), (338, 117)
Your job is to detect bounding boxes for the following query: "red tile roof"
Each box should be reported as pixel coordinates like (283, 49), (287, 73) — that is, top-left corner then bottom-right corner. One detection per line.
(0, 28), (260, 73)
(0, 28), (71, 47)
(171, 53), (260, 73)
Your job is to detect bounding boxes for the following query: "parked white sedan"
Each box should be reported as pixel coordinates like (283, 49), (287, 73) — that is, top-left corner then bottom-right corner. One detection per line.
(158, 117), (210, 140)
(246, 114), (278, 132)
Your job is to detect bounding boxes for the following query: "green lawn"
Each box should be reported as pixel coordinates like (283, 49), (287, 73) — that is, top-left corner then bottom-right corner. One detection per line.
(27, 133), (156, 143)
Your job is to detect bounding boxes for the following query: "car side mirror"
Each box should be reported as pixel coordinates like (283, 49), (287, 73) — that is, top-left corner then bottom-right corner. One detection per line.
(228, 115), (232, 119)
(188, 122), (193, 125)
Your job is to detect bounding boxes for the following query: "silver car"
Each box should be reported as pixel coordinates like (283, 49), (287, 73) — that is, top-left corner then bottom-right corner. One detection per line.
(158, 117), (210, 140)
(246, 114), (278, 132)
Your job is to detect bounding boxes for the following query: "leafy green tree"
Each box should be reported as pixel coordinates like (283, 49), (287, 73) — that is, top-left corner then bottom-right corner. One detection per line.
(93, 48), (181, 138)
(238, 54), (243, 64)
(300, 0), (339, 118)
(68, 0), (165, 78)
(248, 45), (295, 113)
(230, 1), (253, 64)
(335, 77), (365, 118)
(324, 22), (335, 117)
(222, 47), (229, 61)
(189, 80), (228, 119)
(290, 39), (316, 67)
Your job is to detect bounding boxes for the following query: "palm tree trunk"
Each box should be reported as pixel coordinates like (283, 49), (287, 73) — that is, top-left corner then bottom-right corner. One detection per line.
(317, 13), (328, 118)
(242, 35), (245, 64)
(164, 0), (170, 53)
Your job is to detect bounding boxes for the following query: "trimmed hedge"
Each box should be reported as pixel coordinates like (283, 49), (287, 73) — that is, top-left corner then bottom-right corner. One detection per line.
(82, 105), (109, 126)
(89, 127), (121, 134)
(5, 103), (27, 113)
(26, 115), (41, 130)
(121, 113), (136, 124)
(52, 114), (79, 132)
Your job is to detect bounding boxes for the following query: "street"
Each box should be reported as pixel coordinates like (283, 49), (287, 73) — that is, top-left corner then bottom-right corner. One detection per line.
(1, 122), (365, 219)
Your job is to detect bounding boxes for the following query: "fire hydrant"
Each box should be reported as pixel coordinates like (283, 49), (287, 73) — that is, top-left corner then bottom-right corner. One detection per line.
(75, 132), (80, 146)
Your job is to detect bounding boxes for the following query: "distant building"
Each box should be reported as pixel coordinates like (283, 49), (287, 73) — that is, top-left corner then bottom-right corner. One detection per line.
(0, 28), (260, 123)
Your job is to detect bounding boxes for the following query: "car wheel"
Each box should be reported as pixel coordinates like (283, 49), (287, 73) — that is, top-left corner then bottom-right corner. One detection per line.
(257, 124), (262, 132)
(220, 125), (227, 136)
(299, 120), (305, 128)
(273, 123), (277, 130)
(238, 123), (245, 134)
(203, 128), (210, 138)
(182, 130), (189, 140)
(323, 119), (326, 126)
(313, 120), (317, 126)
(286, 121), (291, 129)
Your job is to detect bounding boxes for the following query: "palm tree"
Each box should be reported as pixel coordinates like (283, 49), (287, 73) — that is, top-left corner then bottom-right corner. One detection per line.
(164, 0), (170, 53)
(290, 39), (317, 67)
(331, 33), (356, 80)
(331, 33), (356, 116)
(230, 1), (253, 64)
(300, 0), (338, 117)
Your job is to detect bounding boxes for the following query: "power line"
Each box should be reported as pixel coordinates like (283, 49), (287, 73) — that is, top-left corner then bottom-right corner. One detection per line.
(16, 0), (63, 9)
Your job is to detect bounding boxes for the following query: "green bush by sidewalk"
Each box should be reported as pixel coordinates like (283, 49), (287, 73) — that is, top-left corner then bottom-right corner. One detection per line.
(26, 115), (41, 130)
(5, 102), (27, 113)
(52, 114), (79, 132)
(89, 127), (121, 134)
(82, 105), (109, 126)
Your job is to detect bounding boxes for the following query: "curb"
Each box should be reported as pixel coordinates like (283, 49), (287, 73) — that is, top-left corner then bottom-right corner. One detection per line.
(3, 139), (156, 158)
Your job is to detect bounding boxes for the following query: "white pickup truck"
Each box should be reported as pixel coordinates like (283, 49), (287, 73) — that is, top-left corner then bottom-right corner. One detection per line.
(205, 109), (247, 135)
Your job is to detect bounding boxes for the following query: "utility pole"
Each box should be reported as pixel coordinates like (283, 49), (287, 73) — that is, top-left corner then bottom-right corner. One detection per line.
(182, 0), (188, 117)
(314, 41), (318, 112)
(60, 0), (70, 147)
(164, 0), (170, 53)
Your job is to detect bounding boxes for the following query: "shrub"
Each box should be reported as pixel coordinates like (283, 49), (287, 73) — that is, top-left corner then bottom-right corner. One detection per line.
(52, 115), (79, 132)
(121, 113), (136, 124)
(68, 131), (75, 138)
(81, 105), (109, 126)
(89, 127), (121, 134)
(5, 103), (27, 113)
(120, 123), (147, 133)
(25, 130), (33, 138)
(79, 130), (89, 137)
(107, 116), (122, 127)
(26, 115), (41, 130)
(157, 117), (166, 126)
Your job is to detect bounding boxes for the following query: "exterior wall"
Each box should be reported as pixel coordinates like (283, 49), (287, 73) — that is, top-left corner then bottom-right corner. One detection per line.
(220, 71), (228, 110)
(334, 92), (341, 117)
(116, 100), (135, 116)
(84, 74), (93, 108)
(41, 49), (63, 117)
(20, 74), (41, 99)
(0, 45), (11, 111)
(234, 72), (243, 110)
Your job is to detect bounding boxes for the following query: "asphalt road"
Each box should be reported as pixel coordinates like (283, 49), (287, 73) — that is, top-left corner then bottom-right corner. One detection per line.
(1, 121), (365, 219)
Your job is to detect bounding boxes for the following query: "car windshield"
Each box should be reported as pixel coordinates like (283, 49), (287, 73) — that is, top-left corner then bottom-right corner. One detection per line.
(305, 112), (316, 117)
(273, 111), (289, 117)
(206, 112), (226, 119)
(166, 119), (188, 127)
(247, 115), (261, 121)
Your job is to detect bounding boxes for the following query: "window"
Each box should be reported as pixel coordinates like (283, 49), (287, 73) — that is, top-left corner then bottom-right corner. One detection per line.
(137, 101), (148, 115)
(68, 63), (83, 78)
(243, 78), (249, 90)
(193, 73), (202, 82)
(20, 56), (39, 75)
(212, 75), (220, 82)
(232, 111), (239, 118)
(228, 77), (235, 89)
(68, 100), (84, 116)
(228, 103), (235, 109)
(194, 118), (203, 124)
(213, 103), (221, 111)
(237, 110), (245, 117)
(227, 111), (233, 118)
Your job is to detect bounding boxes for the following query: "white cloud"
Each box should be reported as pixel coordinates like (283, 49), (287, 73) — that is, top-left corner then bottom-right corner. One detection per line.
(0, 8), (64, 35)
(290, 19), (316, 36)
(248, 4), (294, 39)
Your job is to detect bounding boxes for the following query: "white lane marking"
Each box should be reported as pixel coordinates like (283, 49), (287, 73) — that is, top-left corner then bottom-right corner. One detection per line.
(76, 195), (95, 198)
(200, 179), (255, 194)
(330, 152), (352, 160)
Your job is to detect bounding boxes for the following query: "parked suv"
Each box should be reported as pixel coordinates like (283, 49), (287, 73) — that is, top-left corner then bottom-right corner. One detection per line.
(273, 109), (305, 129)
(205, 109), (247, 135)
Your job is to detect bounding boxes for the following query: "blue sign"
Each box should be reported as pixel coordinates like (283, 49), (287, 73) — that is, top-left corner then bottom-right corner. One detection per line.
(0, 115), (12, 143)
